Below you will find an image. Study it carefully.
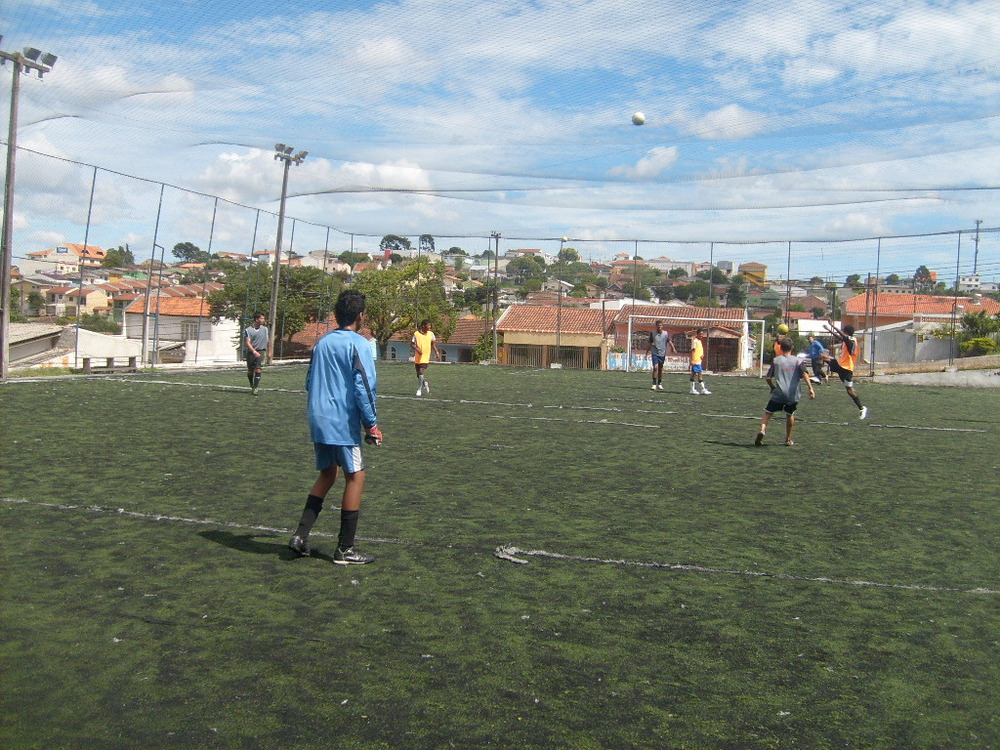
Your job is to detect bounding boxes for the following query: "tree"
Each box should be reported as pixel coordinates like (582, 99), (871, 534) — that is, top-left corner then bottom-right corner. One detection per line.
(419, 234), (435, 256)
(674, 279), (710, 302)
(668, 267), (688, 279)
(209, 264), (341, 347)
(885, 273), (901, 285)
(809, 276), (824, 286)
(27, 291), (45, 316)
(726, 274), (748, 308)
(558, 247), (580, 264)
(507, 255), (547, 282)
(380, 234), (411, 257)
(448, 246), (466, 255)
(914, 265), (932, 282)
(103, 245), (136, 268)
(696, 266), (728, 284)
(351, 258), (456, 358)
(338, 251), (370, 267)
(173, 241), (210, 264)
(845, 273), (862, 286)
(76, 312), (121, 335)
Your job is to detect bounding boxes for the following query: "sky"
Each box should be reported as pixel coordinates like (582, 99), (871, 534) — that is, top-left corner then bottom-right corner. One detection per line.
(3, 0), (1000, 283)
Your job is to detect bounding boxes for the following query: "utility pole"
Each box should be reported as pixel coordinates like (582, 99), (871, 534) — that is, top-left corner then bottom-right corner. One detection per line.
(0, 39), (57, 380)
(973, 219), (982, 276)
(491, 232), (500, 362)
(556, 236), (567, 365)
(267, 143), (307, 361)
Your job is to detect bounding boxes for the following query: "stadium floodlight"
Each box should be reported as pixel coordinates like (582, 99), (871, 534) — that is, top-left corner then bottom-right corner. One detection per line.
(267, 142), (308, 359)
(0, 39), (58, 379)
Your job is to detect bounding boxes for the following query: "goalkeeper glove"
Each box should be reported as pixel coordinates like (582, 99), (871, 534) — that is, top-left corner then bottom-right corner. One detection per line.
(364, 426), (383, 446)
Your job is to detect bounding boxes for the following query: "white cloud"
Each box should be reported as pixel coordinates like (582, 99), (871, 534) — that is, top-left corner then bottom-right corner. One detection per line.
(608, 146), (679, 180)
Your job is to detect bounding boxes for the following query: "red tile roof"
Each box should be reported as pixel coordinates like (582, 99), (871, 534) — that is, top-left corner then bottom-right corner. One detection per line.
(498, 305), (607, 334)
(123, 295), (211, 317)
(844, 291), (1000, 317)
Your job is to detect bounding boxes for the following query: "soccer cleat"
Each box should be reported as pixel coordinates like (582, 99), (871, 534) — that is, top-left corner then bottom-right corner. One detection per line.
(288, 535), (311, 557)
(416, 388), (423, 396)
(701, 388), (711, 395)
(859, 406), (868, 420)
(423, 381), (430, 394)
(754, 431), (765, 446)
(656, 384), (664, 391)
(252, 387), (259, 396)
(651, 383), (657, 391)
(785, 440), (795, 446)
(333, 546), (375, 565)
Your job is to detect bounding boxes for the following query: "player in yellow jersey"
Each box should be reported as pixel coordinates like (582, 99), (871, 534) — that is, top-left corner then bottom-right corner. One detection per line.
(411, 319), (441, 396)
(688, 328), (711, 395)
(821, 319), (868, 420)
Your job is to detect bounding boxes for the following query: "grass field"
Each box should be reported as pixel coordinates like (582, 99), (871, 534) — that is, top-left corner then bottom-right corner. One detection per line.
(2, 362), (998, 749)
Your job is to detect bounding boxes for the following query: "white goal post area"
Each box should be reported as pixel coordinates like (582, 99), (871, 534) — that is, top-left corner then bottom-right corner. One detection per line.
(624, 313), (766, 376)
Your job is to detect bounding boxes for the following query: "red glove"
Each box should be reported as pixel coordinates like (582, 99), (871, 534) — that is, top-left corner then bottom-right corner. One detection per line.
(364, 426), (383, 446)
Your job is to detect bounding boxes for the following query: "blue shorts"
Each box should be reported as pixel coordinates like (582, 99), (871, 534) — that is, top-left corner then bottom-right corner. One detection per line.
(651, 354), (665, 368)
(314, 444), (364, 473)
(691, 364), (703, 374)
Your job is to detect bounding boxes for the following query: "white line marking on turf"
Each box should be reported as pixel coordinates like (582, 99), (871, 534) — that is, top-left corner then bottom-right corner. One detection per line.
(702, 413), (987, 433)
(0, 498), (413, 547)
(487, 415), (660, 428)
(493, 545), (999, 595)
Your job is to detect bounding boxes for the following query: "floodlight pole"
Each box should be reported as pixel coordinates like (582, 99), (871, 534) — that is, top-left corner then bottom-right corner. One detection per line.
(556, 236), (567, 365)
(0, 40), (57, 380)
(491, 231), (500, 361)
(267, 143), (307, 361)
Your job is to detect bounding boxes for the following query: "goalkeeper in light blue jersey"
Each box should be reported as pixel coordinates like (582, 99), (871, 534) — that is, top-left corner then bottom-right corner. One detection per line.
(288, 289), (382, 565)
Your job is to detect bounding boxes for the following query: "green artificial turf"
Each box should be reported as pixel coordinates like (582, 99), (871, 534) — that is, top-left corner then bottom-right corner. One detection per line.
(2, 363), (998, 749)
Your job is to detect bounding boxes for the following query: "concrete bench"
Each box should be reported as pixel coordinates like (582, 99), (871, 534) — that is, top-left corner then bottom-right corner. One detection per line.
(82, 356), (139, 374)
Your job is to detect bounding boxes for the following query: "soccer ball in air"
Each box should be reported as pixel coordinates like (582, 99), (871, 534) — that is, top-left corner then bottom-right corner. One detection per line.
(776, 323), (790, 334)
(632, 112), (646, 126)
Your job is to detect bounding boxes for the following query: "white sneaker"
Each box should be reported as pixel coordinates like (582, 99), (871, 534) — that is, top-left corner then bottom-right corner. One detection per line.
(656, 384), (664, 391)
(423, 381), (430, 394)
(701, 388), (711, 395)
(859, 406), (868, 420)
(416, 388), (422, 396)
(690, 389), (698, 395)
(651, 383), (657, 391)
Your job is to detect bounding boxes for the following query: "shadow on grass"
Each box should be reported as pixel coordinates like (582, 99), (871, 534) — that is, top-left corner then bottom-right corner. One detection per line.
(705, 439), (769, 449)
(198, 529), (334, 563)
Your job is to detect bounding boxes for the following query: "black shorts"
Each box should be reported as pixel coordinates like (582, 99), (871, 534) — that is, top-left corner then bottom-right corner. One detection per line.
(764, 397), (798, 415)
(827, 359), (853, 384)
(246, 352), (263, 371)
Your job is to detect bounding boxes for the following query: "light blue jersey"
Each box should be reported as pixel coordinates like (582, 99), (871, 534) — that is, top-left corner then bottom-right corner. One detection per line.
(306, 329), (378, 447)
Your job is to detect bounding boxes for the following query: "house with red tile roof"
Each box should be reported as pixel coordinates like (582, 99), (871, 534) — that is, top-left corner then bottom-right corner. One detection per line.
(122, 290), (241, 363)
(842, 291), (1000, 331)
(26, 243), (106, 274)
(496, 304), (609, 369)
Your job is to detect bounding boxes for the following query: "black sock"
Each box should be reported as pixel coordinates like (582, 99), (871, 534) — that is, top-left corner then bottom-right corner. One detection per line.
(338, 509), (360, 550)
(851, 394), (863, 409)
(294, 494), (325, 538)
(252, 372), (261, 389)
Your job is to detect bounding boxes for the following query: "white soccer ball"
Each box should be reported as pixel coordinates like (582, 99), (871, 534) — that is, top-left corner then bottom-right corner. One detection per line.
(631, 111), (646, 126)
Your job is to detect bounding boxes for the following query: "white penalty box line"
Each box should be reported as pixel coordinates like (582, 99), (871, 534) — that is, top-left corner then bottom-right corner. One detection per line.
(493, 545), (999, 596)
(5, 498), (995, 595)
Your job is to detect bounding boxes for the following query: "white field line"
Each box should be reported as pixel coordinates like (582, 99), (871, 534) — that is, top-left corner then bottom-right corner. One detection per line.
(493, 545), (999, 595)
(6, 497), (995, 595)
(0, 497), (412, 547)
(98, 378), (990, 432)
(487, 415), (660, 428)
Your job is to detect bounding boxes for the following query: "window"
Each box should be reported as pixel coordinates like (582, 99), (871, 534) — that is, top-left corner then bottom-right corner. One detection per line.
(181, 321), (200, 339)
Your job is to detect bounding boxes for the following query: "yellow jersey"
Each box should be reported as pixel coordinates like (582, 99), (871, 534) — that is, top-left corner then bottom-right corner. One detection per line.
(691, 338), (704, 366)
(412, 330), (436, 364)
